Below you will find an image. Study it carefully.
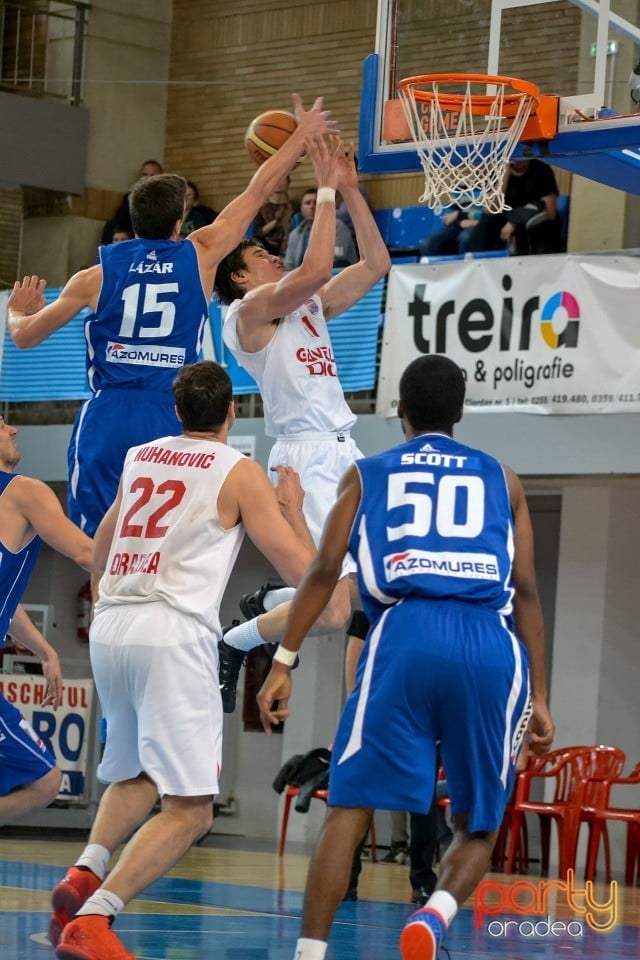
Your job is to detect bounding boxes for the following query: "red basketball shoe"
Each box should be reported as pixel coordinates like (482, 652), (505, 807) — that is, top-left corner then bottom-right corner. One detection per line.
(49, 866), (102, 947)
(55, 915), (135, 960)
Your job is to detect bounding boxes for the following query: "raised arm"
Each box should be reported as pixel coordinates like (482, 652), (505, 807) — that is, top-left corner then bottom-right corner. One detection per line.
(188, 95), (339, 287)
(506, 466), (555, 755)
(235, 136), (343, 333)
(319, 144), (391, 320)
(7, 267), (101, 349)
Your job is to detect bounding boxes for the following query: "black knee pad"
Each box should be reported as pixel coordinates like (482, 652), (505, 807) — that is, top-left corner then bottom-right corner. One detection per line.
(347, 610), (370, 640)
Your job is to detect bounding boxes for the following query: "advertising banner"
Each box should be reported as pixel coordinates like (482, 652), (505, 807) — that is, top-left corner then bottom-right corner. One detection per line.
(377, 255), (640, 416)
(0, 675), (94, 799)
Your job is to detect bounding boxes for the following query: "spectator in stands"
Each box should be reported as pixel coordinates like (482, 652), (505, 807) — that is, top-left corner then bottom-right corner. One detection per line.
(418, 205), (482, 257)
(181, 180), (218, 236)
(252, 175), (297, 257)
(101, 159), (163, 246)
(111, 226), (132, 244)
(284, 187), (358, 270)
(467, 158), (562, 256)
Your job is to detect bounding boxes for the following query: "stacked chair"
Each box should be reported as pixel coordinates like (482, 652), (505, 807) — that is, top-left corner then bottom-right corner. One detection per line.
(504, 745), (626, 879)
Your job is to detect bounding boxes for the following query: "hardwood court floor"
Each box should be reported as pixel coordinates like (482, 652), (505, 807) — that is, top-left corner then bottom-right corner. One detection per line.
(1, 836), (639, 959)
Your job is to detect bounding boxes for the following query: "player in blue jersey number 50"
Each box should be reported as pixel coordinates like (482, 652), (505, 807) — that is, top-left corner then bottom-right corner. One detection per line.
(257, 354), (555, 960)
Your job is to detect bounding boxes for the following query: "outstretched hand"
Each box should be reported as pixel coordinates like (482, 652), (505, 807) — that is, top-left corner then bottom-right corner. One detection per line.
(292, 94), (340, 139)
(335, 141), (359, 191)
(305, 134), (343, 190)
(8, 275), (47, 316)
(257, 664), (292, 733)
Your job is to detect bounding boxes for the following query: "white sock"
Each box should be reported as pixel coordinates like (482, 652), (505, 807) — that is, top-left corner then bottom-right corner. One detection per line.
(263, 587), (296, 611)
(223, 617), (264, 653)
(75, 844), (110, 880)
(76, 888), (125, 919)
(423, 890), (458, 925)
(293, 938), (327, 960)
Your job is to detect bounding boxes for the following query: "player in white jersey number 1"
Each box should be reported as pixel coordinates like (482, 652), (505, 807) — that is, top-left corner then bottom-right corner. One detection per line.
(215, 136), (391, 710)
(50, 361), (326, 960)
(257, 356), (555, 960)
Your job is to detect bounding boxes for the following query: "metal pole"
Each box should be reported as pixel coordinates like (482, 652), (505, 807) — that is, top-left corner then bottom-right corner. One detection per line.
(70, 2), (87, 106)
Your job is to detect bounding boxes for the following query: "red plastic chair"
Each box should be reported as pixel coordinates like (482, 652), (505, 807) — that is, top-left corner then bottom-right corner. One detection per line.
(506, 749), (585, 877)
(278, 785), (377, 860)
(573, 745), (625, 882)
(506, 745), (625, 878)
(586, 761), (640, 885)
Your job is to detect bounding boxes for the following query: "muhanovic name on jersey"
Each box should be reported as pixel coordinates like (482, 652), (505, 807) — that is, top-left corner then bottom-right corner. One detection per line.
(106, 341), (186, 368)
(384, 549), (500, 581)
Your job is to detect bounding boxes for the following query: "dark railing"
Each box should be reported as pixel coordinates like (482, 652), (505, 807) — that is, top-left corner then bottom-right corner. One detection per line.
(0, 1), (89, 105)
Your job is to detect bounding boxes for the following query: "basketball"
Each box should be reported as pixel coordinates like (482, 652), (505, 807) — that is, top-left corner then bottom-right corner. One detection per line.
(245, 110), (298, 165)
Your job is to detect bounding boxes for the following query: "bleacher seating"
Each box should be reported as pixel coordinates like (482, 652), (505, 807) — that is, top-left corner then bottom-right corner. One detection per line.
(373, 206), (438, 260)
(374, 196), (569, 260)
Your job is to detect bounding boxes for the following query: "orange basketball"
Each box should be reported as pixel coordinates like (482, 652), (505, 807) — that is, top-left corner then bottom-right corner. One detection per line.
(245, 110), (298, 165)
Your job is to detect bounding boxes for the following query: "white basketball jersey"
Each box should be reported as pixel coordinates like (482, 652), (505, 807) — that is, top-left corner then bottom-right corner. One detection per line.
(223, 294), (356, 437)
(96, 435), (245, 634)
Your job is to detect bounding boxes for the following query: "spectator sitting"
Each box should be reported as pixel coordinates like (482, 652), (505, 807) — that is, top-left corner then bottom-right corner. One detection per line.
(419, 205), (482, 257)
(101, 159), (163, 246)
(467, 158), (562, 256)
(252, 175), (296, 256)
(181, 180), (218, 236)
(111, 226), (132, 244)
(283, 187), (358, 270)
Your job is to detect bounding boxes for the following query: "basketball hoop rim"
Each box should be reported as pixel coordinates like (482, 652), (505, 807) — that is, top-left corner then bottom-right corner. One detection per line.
(398, 72), (540, 111)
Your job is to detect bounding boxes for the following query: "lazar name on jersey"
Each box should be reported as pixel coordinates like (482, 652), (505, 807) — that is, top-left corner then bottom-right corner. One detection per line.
(128, 260), (174, 274)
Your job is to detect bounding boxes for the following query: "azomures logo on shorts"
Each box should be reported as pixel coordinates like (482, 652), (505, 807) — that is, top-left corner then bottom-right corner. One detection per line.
(106, 342), (186, 368)
(384, 549), (500, 581)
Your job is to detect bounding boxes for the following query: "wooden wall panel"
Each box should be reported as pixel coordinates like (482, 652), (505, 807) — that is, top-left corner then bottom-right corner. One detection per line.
(165, 0), (377, 211)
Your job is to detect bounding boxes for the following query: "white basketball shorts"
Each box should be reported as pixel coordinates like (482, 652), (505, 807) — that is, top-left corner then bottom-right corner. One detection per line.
(268, 433), (363, 577)
(90, 601), (222, 797)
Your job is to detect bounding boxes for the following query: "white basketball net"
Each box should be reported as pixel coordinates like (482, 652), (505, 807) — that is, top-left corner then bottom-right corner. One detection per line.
(399, 79), (536, 213)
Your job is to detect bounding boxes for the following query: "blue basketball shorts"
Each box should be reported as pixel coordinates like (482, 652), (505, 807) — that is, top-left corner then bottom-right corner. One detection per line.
(0, 693), (57, 796)
(68, 388), (181, 536)
(329, 597), (531, 833)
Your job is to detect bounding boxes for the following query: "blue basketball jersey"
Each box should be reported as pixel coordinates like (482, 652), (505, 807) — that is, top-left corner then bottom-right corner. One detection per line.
(350, 433), (515, 625)
(86, 238), (208, 392)
(0, 472), (41, 644)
